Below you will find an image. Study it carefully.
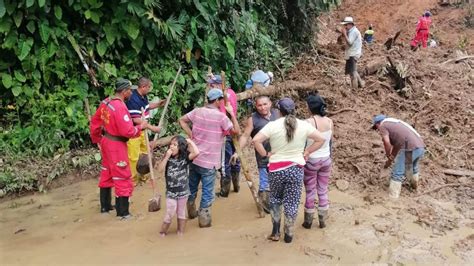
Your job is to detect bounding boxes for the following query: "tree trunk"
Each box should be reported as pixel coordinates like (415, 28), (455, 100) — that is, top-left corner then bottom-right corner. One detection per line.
(361, 58), (386, 77)
(236, 81), (317, 101)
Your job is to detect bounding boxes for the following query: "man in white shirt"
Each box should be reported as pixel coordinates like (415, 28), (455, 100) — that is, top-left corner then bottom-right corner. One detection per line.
(341, 16), (365, 89)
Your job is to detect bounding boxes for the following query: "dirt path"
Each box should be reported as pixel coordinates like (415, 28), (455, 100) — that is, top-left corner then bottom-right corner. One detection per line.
(1, 175), (472, 264)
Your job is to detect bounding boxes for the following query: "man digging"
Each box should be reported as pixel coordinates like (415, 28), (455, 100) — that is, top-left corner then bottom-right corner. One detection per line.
(372, 114), (425, 198)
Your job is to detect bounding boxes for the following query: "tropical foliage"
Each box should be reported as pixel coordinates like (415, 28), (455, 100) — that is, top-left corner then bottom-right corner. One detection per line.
(0, 0), (340, 193)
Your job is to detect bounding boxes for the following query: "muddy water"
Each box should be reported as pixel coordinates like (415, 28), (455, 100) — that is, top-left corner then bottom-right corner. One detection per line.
(0, 177), (471, 264)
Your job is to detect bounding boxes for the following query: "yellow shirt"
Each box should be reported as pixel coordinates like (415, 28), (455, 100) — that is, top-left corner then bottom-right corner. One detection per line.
(259, 117), (316, 165)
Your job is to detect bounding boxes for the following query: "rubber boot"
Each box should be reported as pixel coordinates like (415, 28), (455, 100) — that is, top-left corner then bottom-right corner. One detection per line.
(268, 203), (282, 241)
(216, 178), (231, 198)
(302, 211), (314, 229)
(104, 187), (114, 211)
(258, 191), (270, 214)
(409, 174), (420, 190)
(159, 222), (171, 237)
(389, 179), (402, 199)
(198, 207), (212, 228)
(231, 171), (240, 193)
(318, 208), (328, 229)
(115, 197), (122, 217)
(267, 220), (281, 241)
(187, 200), (198, 219)
(284, 216), (296, 243)
(116, 197), (131, 219)
(100, 188), (112, 213)
(350, 75), (358, 89)
(354, 71), (365, 88)
(177, 219), (186, 236)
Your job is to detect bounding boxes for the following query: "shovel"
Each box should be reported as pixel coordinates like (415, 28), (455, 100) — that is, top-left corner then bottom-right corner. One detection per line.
(146, 132), (161, 212)
(141, 108), (161, 212)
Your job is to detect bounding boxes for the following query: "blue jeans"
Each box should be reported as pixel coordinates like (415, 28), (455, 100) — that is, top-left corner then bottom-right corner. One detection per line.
(221, 136), (241, 181)
(258, 167), (269, 192)
(188, 163), (216, 209)
(391, 148), (425, 182)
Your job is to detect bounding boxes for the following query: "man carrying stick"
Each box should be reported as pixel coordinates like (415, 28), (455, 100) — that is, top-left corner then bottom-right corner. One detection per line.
(239, 96), (279, 213)
(179, 88), (240, 228)
(206, 74), (241, 198)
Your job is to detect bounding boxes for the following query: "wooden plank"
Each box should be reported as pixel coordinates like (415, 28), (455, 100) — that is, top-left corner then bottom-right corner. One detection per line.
(443, 169), (474, 177)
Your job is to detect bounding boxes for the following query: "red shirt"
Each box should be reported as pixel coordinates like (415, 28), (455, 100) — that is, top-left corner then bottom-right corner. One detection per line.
(90, 97), (142, 144)
(219, 88), (238, 117)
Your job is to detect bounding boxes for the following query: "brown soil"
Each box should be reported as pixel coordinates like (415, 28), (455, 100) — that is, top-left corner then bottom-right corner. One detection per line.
(1, 0), (473, 264)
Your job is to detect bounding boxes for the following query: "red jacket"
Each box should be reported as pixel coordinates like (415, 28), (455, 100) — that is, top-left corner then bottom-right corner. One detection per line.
(416, 16), (431, 32)
(90, 97), (142, 144)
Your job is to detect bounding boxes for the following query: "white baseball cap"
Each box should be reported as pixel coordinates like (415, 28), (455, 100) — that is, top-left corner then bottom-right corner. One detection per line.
(341, 16), (355, 25)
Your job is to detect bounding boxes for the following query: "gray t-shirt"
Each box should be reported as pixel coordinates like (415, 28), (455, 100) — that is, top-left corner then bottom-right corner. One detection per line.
(379, 121), (425, 150)
(345, 26), (362, 60)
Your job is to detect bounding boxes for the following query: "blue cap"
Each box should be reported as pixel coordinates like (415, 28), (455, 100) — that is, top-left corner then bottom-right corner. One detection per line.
(207, 88), (224, 101)
(372, 114), (386, 129)
(207, 74), (222, 85)
(245, 80), (253, 90)
(277, 97), (296, 113)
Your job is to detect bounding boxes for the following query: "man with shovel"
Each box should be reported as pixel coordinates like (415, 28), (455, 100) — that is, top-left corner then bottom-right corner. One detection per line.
(179, 88), (240, 228)
(90, 78), (151, 218)
(126, 77), (164, 185)
(372, 115), (425, 198)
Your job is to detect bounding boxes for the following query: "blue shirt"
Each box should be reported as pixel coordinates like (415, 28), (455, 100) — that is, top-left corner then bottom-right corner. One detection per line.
(126, 89), (150, 120)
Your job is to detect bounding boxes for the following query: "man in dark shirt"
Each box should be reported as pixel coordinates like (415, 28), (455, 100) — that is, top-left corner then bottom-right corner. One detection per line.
(239, 96), (279, 212)
(126, 77), (164, 185)
(372, 115), (425, 199)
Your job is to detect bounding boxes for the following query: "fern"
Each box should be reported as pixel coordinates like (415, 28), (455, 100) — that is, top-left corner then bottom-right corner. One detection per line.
(127, 1), (145, 16)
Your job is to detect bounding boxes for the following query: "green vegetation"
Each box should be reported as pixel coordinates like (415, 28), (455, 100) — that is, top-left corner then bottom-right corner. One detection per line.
(0, 0), (340, 194)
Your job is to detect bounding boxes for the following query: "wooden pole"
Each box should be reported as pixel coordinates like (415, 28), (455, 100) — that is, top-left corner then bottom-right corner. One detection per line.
(153, 66), (181, 141)
(204, 66), (212, 104)
(221, 71), (266, 218)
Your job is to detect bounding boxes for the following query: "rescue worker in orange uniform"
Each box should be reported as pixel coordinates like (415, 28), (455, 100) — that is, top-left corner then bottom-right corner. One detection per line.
(411, 11), (432, 49)
(90, 78), (150, 219)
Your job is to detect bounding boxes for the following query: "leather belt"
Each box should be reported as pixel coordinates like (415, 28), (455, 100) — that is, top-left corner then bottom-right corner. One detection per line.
(104, 131), (129, 143)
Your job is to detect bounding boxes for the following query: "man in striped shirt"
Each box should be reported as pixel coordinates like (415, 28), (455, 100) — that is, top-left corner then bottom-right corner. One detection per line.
(126, 77), (163, 185)
(179, 88), (240, 228)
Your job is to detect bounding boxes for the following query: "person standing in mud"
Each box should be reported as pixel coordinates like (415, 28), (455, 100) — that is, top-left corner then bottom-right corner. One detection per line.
(158, 136), (199, 236)
(179, 88), (240, 228)
(90, 78), (150, 219)
(239, 95), (279, 213)
(371, 115), (425, 199)
(126, 77), (164, 185)
(411, 11), (432, 49)
(209, 74), (241, 198)
(340, 16), (365, 89)
(252, 98), (325, 243)
(302, 93), (333, 229)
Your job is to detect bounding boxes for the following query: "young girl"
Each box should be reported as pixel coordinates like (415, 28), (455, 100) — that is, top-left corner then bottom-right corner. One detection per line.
(158, 135), (199, 236)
